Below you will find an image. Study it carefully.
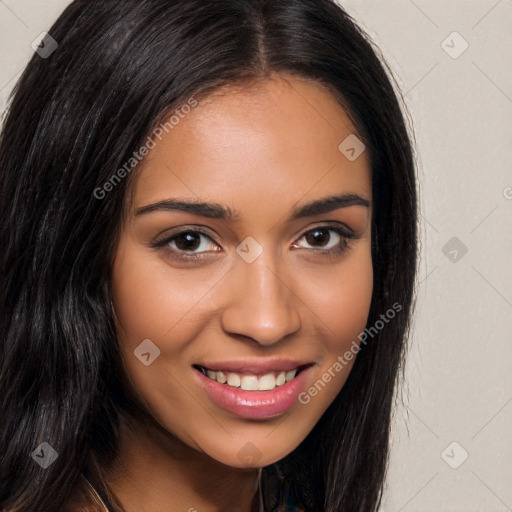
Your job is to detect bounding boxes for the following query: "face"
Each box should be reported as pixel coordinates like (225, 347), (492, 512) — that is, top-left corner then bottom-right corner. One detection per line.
(111, 73), (373, 468)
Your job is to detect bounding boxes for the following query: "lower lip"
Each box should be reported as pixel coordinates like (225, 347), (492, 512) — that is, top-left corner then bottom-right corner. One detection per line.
(194, 366), (312, 420)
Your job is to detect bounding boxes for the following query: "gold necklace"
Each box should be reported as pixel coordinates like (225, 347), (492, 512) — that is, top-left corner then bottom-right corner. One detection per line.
(82, 473), (110, 512)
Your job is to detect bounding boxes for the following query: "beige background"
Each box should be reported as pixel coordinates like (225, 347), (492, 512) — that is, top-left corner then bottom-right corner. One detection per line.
(1, 1), (511, 510)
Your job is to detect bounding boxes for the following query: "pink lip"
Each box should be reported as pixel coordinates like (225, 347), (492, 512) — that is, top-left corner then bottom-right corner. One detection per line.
(193, 365), (313, 420)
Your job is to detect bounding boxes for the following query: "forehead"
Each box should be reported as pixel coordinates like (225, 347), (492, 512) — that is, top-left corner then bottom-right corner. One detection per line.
(130, 73), (371, 219)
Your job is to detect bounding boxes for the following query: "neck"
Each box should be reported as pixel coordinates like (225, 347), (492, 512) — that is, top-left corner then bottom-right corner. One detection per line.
(102, 413), (261, 512)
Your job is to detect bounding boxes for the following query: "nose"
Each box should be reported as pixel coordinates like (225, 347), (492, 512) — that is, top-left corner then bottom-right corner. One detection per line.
(220, 250), (302, 347)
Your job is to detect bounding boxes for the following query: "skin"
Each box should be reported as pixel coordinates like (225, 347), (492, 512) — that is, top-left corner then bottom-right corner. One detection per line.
(107, 72), (373, 512)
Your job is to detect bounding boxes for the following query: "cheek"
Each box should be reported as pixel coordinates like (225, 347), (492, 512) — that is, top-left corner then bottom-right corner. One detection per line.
(293, 248), (372, 419)
(110, 240), (199, 420)
(306, 244), (373, 351)
(331, 255), (373, 345)
(111, 243), (166, 341)
(111, 237), (205, 344)
(306, 243), (372, 375)
(110, 237), (216, 395)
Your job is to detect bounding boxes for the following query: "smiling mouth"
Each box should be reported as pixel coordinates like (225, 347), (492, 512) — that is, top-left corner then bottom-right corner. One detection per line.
(193, 364), (312, 391)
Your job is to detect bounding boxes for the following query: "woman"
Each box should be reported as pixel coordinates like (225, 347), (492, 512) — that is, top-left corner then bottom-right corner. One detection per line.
(0, 0), (418, 511)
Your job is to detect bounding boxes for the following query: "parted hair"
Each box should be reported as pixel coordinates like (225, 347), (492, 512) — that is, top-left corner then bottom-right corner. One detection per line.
(0, 1), (418, 510)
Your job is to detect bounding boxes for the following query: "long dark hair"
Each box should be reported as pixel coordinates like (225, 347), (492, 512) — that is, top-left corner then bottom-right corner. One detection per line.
(0, 1), (418, 510)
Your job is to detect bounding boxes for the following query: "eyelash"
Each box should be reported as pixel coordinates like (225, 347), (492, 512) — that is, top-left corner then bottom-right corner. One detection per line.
(149, 224), (358, 262)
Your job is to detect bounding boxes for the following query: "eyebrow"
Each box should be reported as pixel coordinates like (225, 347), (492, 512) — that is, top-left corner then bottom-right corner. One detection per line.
(134, 193), (371, 221)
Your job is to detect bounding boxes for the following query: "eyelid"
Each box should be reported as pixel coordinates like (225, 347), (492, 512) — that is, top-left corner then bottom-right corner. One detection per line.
(300, 221), (356, 237)
(149, 221), (359, 259)
(151, 221), (356, 243)
(150, 225), (219, 246)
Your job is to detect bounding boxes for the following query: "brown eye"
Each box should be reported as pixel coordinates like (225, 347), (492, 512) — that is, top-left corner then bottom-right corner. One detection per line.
(295, 226), (352, 254)
(150, 224), (357, 262)
(174, 232), (203, 251)
(150, 229), (220, 260)
(304, 228), (332, 248)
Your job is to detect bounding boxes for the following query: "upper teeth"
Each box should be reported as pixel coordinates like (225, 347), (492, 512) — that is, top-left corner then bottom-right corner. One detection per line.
(203, 368), (298, 390)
